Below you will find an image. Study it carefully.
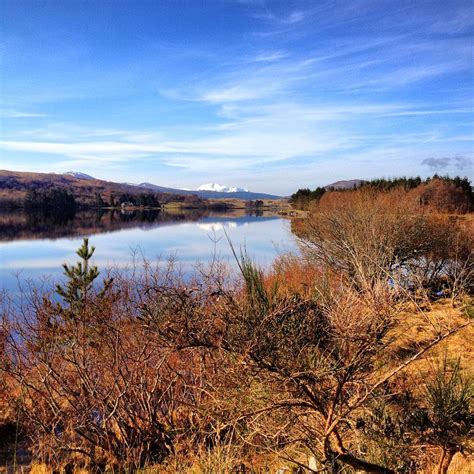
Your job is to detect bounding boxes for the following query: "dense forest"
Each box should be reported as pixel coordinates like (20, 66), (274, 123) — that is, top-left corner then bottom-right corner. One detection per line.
(24, 188), (77, 211)
(1, 182), (472, 473)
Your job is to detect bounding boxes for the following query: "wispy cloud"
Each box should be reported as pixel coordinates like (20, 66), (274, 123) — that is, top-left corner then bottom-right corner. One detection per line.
(251, 51), (289, 62)
(2, 98), (471, 176)
(1, 109), (47, 118)
(252, 9), (308, 25)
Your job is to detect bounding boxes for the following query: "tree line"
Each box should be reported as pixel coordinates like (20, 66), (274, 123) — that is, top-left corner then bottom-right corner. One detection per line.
(25, 188), (77, 211)
(108, 192), (161, 208)
(290, 175), (473, 212)
(23, 189), (166, 211)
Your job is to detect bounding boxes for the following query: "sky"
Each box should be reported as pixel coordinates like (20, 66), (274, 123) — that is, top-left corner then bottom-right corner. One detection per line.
(0, 0), (473, 195)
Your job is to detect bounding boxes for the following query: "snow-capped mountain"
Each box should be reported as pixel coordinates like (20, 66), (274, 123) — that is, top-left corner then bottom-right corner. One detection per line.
(63, 171), (95, 180)
(197, 183), (249, 193)
(138, 182), (281, 200)
(53, 173), (280, 199)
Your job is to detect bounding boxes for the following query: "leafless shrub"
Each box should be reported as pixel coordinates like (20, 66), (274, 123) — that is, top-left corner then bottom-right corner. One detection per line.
(297, 189), (473, 299)
(0, 241), (220, 471)
(182, 198), (472, 472)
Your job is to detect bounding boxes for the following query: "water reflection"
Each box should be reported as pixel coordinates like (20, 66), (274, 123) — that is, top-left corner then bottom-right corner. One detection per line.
(0, 209), (297, 293)
(0, 209), (208, 241)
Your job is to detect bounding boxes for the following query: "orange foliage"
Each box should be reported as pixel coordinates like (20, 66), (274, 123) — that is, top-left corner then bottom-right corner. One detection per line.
(314, 179), (472, 215)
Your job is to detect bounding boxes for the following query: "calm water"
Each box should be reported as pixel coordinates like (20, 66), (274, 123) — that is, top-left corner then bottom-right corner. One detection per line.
(0, 209), (297, 293)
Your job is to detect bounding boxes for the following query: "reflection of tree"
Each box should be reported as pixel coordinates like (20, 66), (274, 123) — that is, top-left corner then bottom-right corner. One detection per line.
(26, 208), (76, 229)
(0, 208), (280, 242)
(0, 210), (75, 240)
(0, 209), (206, 241)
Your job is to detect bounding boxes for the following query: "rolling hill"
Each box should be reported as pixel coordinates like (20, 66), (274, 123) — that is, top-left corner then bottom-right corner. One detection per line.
(0, 170), (203, 208)
(0, 170), (282, 208)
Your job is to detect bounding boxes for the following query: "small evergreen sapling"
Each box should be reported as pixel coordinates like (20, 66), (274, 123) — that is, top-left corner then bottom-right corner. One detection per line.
(56, 238), (111, 311)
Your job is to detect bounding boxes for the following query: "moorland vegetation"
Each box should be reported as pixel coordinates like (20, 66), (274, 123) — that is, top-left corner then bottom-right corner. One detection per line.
(290, 176), (473, 214)
(0, 179), (473, 473)
(0, 170), (203, 210)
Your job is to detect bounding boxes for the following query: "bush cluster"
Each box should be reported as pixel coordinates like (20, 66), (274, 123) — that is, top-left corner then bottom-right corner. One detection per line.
(291, 175), (473, 213)
(24, 188), (76, 213)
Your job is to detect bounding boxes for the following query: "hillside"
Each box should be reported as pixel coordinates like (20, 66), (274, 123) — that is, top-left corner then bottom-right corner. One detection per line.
(325, 179), (364, 190)
(0, 170), (203, 208)
(0, 170), (282, 208)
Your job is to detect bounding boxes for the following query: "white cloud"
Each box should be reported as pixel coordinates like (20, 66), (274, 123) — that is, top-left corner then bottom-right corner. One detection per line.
(3, 97), (471, 186)
(1, 109), (47, 118)
(251, 51), (289, 62)
(253, 9), (308, 26)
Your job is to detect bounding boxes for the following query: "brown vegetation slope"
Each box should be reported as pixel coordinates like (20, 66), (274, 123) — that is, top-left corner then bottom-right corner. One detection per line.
(292, 176), (473, 214)
(0, 169), (202, 208)
(321, 179), (472, 214)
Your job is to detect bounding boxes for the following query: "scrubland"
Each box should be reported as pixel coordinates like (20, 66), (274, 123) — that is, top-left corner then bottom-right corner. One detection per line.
(0, 186), (472, 473)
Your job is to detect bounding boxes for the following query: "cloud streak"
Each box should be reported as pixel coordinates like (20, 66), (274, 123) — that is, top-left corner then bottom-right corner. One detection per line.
(1, 109), (47, 118)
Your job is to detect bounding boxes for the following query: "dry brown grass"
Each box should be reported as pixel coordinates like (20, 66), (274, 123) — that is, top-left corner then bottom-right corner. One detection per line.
(446, 453), (474, 474)
(392, 299), (474, 377)
(28, 463), (52, 474)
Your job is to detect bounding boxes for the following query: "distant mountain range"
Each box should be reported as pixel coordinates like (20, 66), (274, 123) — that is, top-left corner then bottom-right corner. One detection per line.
(57, 172), (281, 200)
(78, 172), (362, 195)
(59, 173), (253, 193)
(0, 170), (283, 208)
(0, 170), (204, 209)
(136, 181), (281, 200)
(1, 169), (367, 207)
(59, 172), (363, 197)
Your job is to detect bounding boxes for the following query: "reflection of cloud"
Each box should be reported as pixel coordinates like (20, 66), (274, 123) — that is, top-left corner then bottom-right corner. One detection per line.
(0, 217), (298, 295)
(197, 222), (238, 232)
(0, 257), (69, 270)
(421, 155), (472, 171)
(0, 256), (130, 270)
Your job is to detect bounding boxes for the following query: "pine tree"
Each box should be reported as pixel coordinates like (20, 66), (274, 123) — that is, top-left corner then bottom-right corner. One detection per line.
(56, 238), (103, 310)
(94, 192), (105, 208)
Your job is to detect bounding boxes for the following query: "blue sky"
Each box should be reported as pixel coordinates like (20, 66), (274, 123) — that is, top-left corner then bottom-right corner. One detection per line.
(0, 0), (472, 194)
